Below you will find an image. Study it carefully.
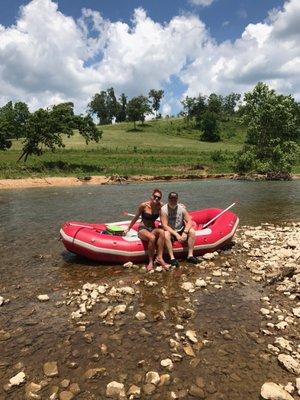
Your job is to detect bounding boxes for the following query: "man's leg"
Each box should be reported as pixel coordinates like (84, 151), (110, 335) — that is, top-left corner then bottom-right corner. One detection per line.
(165, 231), (179, 267)
(187, 228), (196, 258)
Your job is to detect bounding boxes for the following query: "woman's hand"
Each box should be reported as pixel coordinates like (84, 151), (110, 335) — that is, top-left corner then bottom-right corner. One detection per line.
(123, 228), (130, 236)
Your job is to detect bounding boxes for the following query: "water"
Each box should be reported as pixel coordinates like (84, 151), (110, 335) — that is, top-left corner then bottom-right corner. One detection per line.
(0, 180), (299, 399)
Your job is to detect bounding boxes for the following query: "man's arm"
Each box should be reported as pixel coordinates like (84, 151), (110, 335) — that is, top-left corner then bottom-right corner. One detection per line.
(160, 210), (182, 239)
(183, 209), (193, 233)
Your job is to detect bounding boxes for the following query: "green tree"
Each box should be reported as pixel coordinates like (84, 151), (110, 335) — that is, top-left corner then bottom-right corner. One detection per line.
(18, 103), (101, 162)
(0, 101), (30, 150)
(200, 111), (220, 142)
(235, 82), (300, 178)
(88, 91), (110, 125)
(127, 96), (151, 130)
(207, 93), (223, 114)
(148, 89), (164, 118)
(116, 93), (127, 122)
(223, 93), (241, 115)
(181, 95), (207, 126)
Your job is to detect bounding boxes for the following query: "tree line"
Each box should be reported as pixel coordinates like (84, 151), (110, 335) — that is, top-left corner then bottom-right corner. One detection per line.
(88, 88), (164, 129)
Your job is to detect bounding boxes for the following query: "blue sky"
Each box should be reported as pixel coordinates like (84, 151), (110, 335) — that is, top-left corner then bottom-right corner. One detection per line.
(1, 0), (284, 42)
(0, 0), (298, 114)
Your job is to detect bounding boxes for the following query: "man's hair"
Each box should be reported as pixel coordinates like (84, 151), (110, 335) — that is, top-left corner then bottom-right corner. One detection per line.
(168, 191), (178, 199)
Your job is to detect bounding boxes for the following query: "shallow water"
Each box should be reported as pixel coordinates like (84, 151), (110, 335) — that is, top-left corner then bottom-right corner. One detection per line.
(0, 180), (299, 399)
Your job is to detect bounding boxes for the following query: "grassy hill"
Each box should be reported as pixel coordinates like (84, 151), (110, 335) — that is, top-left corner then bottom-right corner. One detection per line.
(0, 117), (298, 178)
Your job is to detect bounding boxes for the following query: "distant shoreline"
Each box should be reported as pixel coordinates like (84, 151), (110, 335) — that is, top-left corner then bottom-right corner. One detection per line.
(0, 173), (299, 190)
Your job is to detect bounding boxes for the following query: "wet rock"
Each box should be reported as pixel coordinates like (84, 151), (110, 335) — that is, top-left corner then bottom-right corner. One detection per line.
(189, 384), (205, 398)
(145, 371), (160, 386)
(0, 330), (11, 341)
(106, 381), (126, 398)
(160, 359), (174, 371)
(25, 382), (42, 396)
(84, 368), (106, 380)
(186, 330), (198, 344)
(261, 382), (294, 400)
(143, 383), (156, 395)
(43, 362), (58, 377)
(135, 312), (146, 321)
(278, 354), (300, 375)
(127, 384), (141, 398)
(183, 344), (195, 357)
(37, 294), (49, 302)
(195, 377), (205, 388)
(59, 391), (74, 400)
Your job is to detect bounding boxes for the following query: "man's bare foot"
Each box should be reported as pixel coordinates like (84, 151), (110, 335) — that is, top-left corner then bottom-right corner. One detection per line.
(155, 258), (170, 270)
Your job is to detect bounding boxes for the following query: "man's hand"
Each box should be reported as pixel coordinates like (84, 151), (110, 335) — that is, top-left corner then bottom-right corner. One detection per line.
(181, 232), (188, 242)
(175, 233), (182, 241)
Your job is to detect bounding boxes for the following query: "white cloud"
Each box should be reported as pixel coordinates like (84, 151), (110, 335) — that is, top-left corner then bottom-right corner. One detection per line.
(189, 0), (215, 7)
(0, 0), (299, 115)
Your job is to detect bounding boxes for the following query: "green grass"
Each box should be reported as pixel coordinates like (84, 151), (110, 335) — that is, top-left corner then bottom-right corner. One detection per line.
(1, 117), (299, 178)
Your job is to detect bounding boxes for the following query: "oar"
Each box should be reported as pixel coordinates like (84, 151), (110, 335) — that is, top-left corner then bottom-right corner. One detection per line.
(123, 211), (136, 217)
(202, 202), (236, 229)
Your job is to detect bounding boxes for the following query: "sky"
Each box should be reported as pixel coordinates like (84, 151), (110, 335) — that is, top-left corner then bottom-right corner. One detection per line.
(0, 0), (299, 115)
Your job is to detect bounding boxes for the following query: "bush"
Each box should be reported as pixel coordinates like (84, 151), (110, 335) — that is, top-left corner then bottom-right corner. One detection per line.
(210, 150), (227, 162)
(200, 111), (220, 142)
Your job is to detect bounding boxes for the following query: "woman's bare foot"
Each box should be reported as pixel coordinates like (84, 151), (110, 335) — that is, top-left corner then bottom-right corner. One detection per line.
(146, 263), (154, 272)
(155, 257), (170, 270)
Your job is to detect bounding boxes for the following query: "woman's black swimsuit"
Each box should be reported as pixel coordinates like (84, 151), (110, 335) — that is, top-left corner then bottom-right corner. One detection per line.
(138, 211), (159, 232)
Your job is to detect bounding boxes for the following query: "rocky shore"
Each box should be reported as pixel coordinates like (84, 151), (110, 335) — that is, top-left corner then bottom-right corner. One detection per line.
(1, 223), (299, 399)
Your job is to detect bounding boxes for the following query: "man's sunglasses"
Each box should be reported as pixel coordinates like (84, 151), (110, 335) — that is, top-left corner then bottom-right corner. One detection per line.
(153, 195), (161, 200)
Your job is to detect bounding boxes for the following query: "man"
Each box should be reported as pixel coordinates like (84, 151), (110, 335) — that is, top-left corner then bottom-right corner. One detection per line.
(160, 192), (199, 267)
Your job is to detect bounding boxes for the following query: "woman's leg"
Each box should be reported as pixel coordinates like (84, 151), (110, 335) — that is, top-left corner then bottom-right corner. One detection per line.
(154, 229), (170, 270)
(138, 229), (156, 271)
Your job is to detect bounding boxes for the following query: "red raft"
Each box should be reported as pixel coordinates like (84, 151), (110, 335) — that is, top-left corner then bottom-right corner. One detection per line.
(60, 208), (239, 264)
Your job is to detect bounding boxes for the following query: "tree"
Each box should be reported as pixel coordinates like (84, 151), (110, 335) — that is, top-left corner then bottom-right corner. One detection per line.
(235, 82), (300, 178)
(116, 93), (127, 122)
(207, 93), (223, 114)
(0, 101), (30, 150)
(127, 96), (151, 130)
(18, 103), (101, 162)
(148, 89), (164, 118)
(181, 95), (207, 126)
(88, 91), (111, 125)
(200, 111), (220, 142)
(223, 93), (241, 115)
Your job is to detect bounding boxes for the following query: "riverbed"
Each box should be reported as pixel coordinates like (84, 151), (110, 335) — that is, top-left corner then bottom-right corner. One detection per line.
(0, 180), (299, 399)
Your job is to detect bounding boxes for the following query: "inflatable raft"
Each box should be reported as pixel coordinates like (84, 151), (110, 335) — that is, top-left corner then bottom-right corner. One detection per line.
(60, 208), (239, 264)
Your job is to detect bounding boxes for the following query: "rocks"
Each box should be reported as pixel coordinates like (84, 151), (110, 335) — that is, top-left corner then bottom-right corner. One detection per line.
(0, 296), (5, 306)
(127, 384), (141, 398)
(37, 294), (50, 302)
(123, 261), (133, 268)
(9, 371), (26, 387)
(274, 337), (293, 352)
(195, 279), (207, 288)
(159, 374), (171, 386)
(181, 282), (195, 292)
(160, 359), (174, 371)
(0, 330), (11, 341)
(261, 382), (294, 400)
(84, 368), (106, 380)
(43, 362), (58, 377)
(278, 354), (300, 375)
(186, 330), (198, 344)
(106, 381), (126, 398)
(189, 384), (205, 398)
(114, 304), (127, 314)
(292, 307), (300, 318)
(260, 308), (270, 316)
(135, 312), (146, 321)
(202, 253), (215, 260)
(59, 391), (74, 400)
(143, 383), (156, 395)
(145, 371), (160, 386)
(296, 378), (300, 395)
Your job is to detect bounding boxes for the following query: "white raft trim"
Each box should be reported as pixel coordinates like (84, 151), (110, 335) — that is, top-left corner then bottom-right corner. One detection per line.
(60, 218), (239, 257)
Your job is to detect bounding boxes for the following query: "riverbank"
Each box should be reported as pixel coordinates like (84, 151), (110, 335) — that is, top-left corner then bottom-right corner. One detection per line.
(1, 173), (300, 190)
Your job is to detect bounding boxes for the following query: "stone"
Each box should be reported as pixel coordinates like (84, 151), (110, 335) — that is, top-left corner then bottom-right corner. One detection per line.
(114, 304), (127, 314)
(106, 381), (125, 398)
(0, 330), (11, 341)
(160, 359), (173, 371)
(284, 382), (294, 394)
(296, 378), (300, 395)
(59, 391), (74, 400)
(0, 296), (4, 306)
(189, 384), (205, 398)
(196, 377), (205, 388)
(127, 384), (141, 398)
(60, 379), (70, 388)
(69, 383), (81, 394)
(37, 294), (49, 302)
(123, 261), (133, 268)
(186, 330), (198, 343)
(159, 374), (171, 386)
(145, 371), (160, 386)
(26, 382), (42, 394)
(276, 322), (288, 330)
(274, 337), (293, 352)
(135, 312), (146, 321)
(143, 383), (156, 395)
(260, 308), (270, 316)
(202, 253), (215, 260)
(181, 282), (195, 292)
(278, 354), (300, 375)
(195, 279), (207, 288)
(43, 362), (58, 377)
(261, 382), (294, 400)
(9, 371), (26, 387)
(292, 307), (300, 318)
(183, 344), (195, 357)
(84, 368), (106, 380)
(97, 285), (108, 294)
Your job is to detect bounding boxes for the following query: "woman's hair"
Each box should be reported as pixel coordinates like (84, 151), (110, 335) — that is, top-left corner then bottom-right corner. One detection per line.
(152, 188), (162, 197)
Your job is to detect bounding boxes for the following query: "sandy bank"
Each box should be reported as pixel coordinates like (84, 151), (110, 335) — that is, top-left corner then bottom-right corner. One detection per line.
(0, 173), (299, 190)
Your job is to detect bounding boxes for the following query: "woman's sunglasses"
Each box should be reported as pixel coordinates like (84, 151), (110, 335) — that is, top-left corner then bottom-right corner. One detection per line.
(153, 195), (161, 200)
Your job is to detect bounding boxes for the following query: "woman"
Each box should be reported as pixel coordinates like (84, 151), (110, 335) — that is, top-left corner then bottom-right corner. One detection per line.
(124, 189), (170, 271)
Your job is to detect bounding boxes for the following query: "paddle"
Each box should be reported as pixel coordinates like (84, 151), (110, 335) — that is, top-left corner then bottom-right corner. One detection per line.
(202, 202), (237, 229)
(123, 211), (136, 217)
